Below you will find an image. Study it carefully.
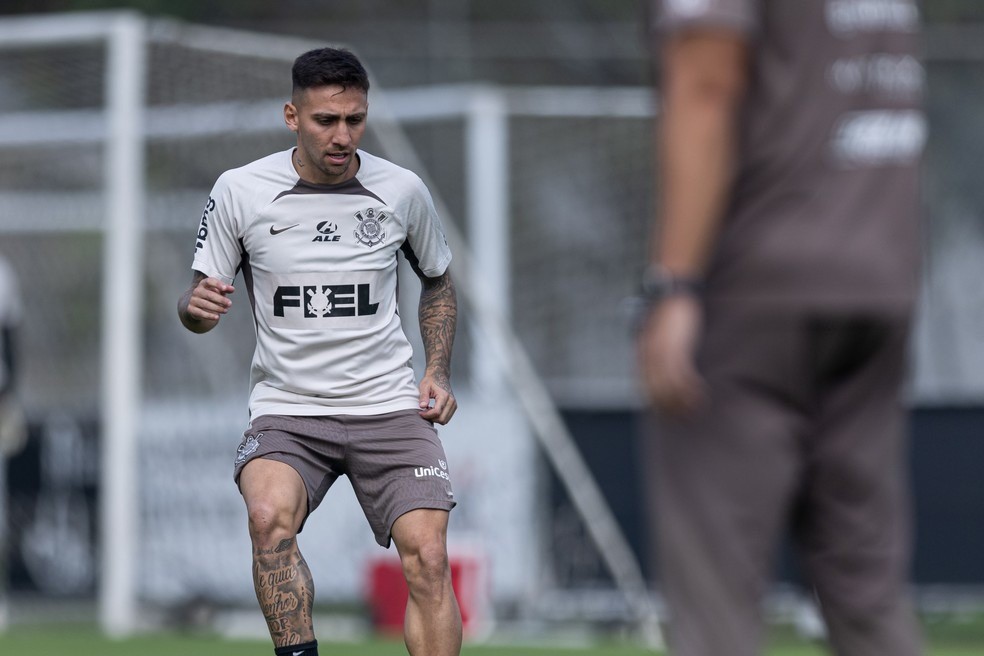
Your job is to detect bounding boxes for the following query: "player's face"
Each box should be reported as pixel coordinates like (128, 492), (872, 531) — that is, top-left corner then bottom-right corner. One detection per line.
(285, 84), (368, 185)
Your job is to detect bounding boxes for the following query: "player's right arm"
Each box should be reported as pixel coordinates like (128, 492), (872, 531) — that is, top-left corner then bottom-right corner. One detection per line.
(177, 270), (234, 334)
(182, 172), (243, 334)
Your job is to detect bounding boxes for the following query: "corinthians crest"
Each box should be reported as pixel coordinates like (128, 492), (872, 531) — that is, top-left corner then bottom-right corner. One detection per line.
(354, 207), (387, 247)
(236, 433), (262, 465)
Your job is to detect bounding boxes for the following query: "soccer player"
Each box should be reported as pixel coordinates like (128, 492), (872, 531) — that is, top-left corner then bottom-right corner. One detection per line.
(178, 48), (461, 656)
(639, 1), (925, 655)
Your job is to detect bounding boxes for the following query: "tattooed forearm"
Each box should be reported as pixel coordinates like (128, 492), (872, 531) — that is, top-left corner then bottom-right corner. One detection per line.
(253, 541), (315, 647)
(419, 271), (457, 381)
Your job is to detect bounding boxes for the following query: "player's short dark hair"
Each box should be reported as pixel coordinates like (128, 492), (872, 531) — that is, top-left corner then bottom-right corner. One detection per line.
(292, 47), (370, 98)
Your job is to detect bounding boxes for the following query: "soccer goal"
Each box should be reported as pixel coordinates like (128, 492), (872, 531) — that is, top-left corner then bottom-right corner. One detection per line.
(0, 11), (661, 646)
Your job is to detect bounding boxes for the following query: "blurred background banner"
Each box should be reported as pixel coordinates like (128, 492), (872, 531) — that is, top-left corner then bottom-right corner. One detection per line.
(0, 0), (983, 644)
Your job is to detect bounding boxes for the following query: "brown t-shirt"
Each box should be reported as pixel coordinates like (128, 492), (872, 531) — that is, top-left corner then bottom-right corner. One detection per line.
(653, 0), (926, 311)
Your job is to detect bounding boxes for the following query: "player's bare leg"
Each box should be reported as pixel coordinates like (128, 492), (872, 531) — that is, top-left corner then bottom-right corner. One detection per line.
(240, 458), (317, 650)
(392, 508), (462, 656)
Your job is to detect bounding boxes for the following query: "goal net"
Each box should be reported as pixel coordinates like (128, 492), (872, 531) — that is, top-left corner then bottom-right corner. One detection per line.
(0, 11), (658, 643)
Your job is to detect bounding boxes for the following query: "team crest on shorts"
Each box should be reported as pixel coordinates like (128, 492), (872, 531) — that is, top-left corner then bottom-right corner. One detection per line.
(354, 207), (387, 247)
(236, 433), (262, 464)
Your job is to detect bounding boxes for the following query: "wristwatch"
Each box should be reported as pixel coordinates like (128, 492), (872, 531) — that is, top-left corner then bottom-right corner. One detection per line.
(640, 265), (702, 304)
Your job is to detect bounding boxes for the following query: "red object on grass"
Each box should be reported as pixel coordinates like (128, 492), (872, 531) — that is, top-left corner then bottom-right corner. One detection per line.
(366, 553), (488, 636)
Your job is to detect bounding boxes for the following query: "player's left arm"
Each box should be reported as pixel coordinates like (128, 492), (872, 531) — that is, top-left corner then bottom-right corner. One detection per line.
(416, 268), (457, 425)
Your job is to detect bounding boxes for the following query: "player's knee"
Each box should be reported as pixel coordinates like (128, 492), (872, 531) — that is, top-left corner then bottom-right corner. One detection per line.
(401, 540), (450, 595)
(246, 499), (298, 546)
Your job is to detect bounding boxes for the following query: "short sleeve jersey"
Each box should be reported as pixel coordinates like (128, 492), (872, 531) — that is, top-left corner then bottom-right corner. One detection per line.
(191, 149), (452, 419)
(653, 0), (925, 311)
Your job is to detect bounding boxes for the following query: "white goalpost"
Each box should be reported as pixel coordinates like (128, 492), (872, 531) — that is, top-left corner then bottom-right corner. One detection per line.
(0, 11), (661, 647)
(368, 83), (662, 646)
(100, 13), (146, 637)
(0, 11), (146, 637)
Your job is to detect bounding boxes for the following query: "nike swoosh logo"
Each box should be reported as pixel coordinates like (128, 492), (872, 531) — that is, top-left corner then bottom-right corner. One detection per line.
(270, 224), (300, 235)
(292, 651), (305, 656)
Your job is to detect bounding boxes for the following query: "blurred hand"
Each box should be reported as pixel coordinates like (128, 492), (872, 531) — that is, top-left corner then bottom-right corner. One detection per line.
(418, 370), (457, 425)
(638, 294), (706, 416)
(187, 277), (234, 323)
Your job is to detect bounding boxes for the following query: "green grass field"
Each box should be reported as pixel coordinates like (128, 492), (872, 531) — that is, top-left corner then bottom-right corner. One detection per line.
(2, 621), (983, 656)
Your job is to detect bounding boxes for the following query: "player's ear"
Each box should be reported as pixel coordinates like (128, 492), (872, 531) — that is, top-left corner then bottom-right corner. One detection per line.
(284, 102), (299, 132)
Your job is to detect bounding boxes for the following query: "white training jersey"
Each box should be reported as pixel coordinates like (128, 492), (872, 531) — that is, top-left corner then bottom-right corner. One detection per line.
(191, 148), (452, 419)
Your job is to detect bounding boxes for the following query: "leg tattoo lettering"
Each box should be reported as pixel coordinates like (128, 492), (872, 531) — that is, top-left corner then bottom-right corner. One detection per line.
(253, 538), (315, 646)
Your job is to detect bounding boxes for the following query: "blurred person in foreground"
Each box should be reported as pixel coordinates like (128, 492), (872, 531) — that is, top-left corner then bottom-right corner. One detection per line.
(638, 1), (926, 655)
(178, 48), (461, 656)
(0, 255), (24, 631)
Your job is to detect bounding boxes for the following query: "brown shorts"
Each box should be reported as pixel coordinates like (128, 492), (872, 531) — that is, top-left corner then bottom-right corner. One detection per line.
(233, 410), (456, 547)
